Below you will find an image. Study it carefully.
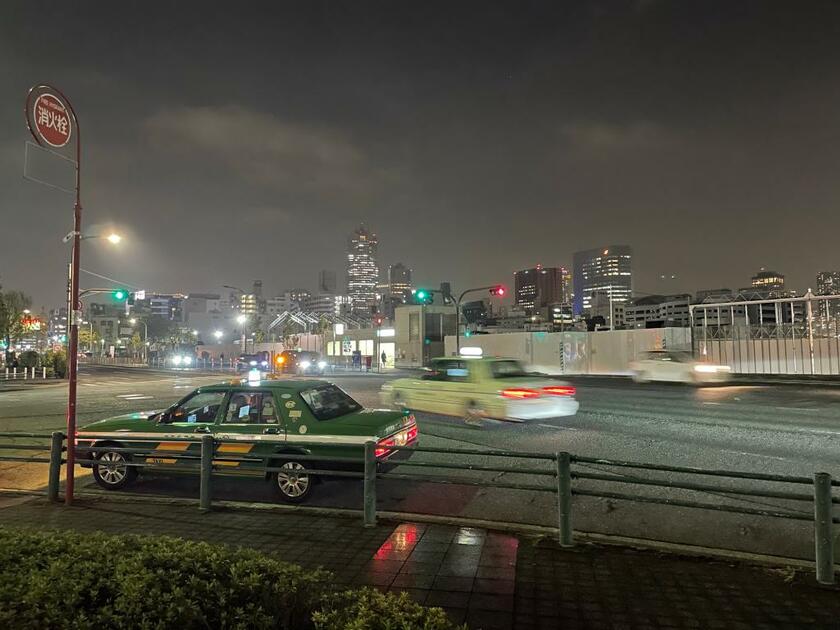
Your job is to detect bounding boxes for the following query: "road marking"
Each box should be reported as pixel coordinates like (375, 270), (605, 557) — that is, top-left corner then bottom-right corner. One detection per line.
(718, 447), (790, 462)
(701, 402), (721, 405)
(774, 406), (816, 412)
(537, 423), (577, 430)
(117, 394), (153, 400)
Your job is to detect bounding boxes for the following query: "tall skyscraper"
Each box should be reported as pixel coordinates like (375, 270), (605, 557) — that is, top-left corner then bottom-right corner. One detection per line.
(346, 224), (379, 313)
(572, 246), (633, 316)
(318, 270), (337, 294)
(388, 263), (413, 301)
(816, 271), (840, 319)
(514, 265), (569, 315)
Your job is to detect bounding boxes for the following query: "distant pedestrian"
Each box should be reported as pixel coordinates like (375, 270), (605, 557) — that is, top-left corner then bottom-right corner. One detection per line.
(380, 351), (387, 367)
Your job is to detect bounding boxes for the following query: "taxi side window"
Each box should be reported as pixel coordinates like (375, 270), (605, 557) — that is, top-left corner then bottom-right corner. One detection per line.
(422, 360), (452, 381)
(442, 360), (470, 382)
(224, 392), (277, 424)
(170, 390), (226, 424)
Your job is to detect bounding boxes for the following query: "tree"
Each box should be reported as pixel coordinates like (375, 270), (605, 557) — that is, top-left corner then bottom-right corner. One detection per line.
(0, 289), (32, 362)
(129, 332), (143, 357)
(78, 327), (100, 352)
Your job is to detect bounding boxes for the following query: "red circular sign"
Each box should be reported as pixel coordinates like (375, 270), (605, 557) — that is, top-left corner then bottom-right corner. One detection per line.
(32, 93), (72, 147)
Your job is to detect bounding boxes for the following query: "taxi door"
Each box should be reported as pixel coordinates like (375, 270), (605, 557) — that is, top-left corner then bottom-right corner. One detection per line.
(146, 389), (227, 466)
(412, 359), (474, 416)
(212, 389), (286, 471)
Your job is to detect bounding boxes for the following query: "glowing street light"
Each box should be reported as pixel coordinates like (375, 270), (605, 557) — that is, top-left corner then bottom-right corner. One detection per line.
(236, 314), (247, 325)
(106, 233), (122, 244)
(214, 330), (223, 340)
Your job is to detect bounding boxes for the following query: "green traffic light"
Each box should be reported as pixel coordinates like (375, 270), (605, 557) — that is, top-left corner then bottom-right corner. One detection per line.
(113, 289), (127, 301)
(416, 290), (427, 299)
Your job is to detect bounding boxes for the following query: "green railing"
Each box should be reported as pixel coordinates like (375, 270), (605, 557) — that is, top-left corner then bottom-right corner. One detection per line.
(0, 431), (836, 584)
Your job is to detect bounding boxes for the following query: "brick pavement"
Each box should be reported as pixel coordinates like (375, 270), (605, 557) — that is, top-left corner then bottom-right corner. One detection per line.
(0, 496), (838, 629)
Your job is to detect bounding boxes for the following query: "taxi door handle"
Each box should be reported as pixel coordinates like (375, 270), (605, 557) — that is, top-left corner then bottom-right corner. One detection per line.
(193, 426), (211, 434)
(263, 427), (280, 435)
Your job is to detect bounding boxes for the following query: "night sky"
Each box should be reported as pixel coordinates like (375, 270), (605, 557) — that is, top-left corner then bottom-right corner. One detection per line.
(3, 1), (840, 309)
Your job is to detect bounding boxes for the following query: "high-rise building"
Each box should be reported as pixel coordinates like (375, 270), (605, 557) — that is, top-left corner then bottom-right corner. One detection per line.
(238, 294), (259, 316)
(288, 289), (311, 307)
(572, 246), (633, 316)
(388, 263), (413, 301)
(750, 268), (785, 292)
(346, 224), (379, 313)
(47, 307), (68, 342)
(514, 265), (569, 315)
(318, 270), (337, 294)
(816, 271), (840, 319)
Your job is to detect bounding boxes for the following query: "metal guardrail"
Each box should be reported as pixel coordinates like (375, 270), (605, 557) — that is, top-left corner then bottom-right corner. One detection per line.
(0, 431), (836, 584)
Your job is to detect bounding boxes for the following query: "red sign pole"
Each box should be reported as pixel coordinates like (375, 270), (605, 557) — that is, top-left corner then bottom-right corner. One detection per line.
(26, 84), (81, 505)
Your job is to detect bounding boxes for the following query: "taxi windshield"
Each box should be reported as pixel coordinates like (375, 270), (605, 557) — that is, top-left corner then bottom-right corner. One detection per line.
(300, 384), (362, 420)
(490, 360), (530, 378)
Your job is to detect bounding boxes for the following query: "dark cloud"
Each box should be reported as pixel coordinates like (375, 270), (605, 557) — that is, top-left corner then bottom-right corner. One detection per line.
(3, 0), (840, 307)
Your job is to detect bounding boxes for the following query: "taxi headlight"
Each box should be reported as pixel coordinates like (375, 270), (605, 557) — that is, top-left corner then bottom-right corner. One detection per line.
(300, 360), (311, 369)
(249, 360), (257, 366)
(318, 360), (327, 369)
(171, 355), (182, 366)
(183, 356), (192, 366)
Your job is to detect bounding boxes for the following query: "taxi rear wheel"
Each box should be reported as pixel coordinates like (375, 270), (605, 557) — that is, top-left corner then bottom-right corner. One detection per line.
(391, 391), (409, 410)
(464, 402), (485, 426)
(273, 461), (313, 503)
(92, 448), (137, 490)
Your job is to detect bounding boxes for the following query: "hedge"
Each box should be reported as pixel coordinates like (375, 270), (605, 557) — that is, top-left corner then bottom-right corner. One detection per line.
(0, 529), (463, 630)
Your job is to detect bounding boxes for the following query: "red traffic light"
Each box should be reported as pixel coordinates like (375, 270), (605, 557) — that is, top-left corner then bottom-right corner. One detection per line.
(490, 285), (506, 297)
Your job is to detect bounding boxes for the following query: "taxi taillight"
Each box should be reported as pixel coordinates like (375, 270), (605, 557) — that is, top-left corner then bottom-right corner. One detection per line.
(375, 423), (418, 458)
(501, 388), (541, 399)
(542, 385), (576, 397)
(406, 425), (418, 442)
(374, 437), (396, 458)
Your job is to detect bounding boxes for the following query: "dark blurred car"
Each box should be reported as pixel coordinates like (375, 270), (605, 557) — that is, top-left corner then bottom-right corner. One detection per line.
(237, 352), (270, 372)
(276, 350), (327, 375)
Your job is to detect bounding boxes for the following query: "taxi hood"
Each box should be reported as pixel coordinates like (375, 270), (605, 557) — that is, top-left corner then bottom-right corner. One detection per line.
(83, 410), (164, 431)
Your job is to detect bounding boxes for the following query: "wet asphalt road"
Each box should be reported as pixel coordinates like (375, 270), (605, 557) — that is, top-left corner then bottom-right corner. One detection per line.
(1, 365), (838, 559)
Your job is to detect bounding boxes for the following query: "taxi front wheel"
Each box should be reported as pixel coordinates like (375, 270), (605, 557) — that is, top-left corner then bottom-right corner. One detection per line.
(273, 460), (313, 503)
(92, 449), (138, 490)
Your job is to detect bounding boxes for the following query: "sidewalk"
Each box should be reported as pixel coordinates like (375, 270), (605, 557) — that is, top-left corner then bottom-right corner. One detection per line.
(0, 496), (837, 629)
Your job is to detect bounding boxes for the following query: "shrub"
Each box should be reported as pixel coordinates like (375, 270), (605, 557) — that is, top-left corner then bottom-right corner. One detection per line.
(43, 348), (67, 378)
(0, 529), (464, 630)
(18, 350), (40, 368)
(314, 588), (463, 630)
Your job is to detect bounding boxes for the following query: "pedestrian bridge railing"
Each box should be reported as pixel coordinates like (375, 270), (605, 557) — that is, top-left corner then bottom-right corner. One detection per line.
(0, 431), (836, 585)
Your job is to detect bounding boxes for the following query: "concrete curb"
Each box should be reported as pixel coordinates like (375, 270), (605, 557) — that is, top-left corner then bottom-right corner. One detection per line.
(3, 487), (833, 575)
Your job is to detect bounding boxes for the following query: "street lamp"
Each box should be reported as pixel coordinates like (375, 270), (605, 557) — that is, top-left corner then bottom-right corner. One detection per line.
(213, 330), (223, 341)
(62, 230), (123, 244)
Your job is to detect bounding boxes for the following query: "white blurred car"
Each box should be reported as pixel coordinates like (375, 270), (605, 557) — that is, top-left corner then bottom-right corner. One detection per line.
(381, 357), (579, 423)
(629, 351), (731, 384)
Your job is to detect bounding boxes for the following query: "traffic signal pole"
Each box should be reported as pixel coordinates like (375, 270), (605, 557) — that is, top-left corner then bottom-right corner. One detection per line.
(455, 285), (505, 356)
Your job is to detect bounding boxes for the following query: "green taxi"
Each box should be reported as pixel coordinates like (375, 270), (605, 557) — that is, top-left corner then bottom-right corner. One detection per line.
(76, 379), (417, 502)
